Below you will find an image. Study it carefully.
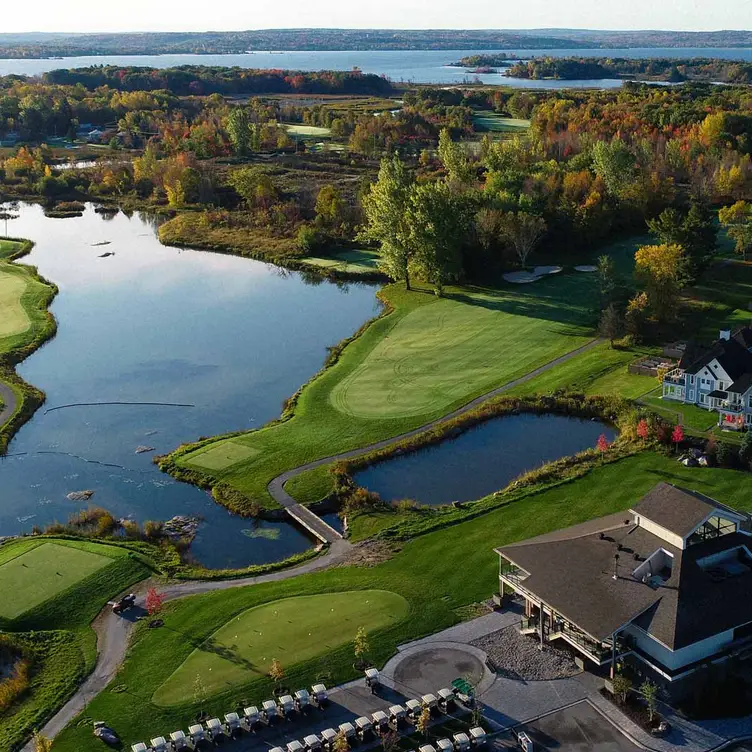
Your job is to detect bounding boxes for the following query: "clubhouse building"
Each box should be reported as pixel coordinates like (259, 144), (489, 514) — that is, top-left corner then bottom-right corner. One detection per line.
(496, 483), (752, 684)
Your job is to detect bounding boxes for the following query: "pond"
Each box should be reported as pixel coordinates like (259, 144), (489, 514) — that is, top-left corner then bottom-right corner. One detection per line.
(0, 202), (379, 568)
(353, 413), (617, 506)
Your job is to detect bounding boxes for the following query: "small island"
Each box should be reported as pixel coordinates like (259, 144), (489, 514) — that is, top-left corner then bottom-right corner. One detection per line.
(452, 55), (752, 84)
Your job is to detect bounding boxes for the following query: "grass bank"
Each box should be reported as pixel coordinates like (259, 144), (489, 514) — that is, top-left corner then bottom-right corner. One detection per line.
(52, 449), (752, 752)
(0, 237), (58, 453)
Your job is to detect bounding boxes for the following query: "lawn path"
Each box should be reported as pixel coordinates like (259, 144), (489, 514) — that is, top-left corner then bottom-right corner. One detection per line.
(21, 540), (353, 750)
(269, 337), (604, 514)
(24, 337), (601, 748)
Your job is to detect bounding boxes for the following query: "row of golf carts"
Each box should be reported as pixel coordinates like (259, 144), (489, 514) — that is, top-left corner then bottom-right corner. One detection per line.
(130, 684), (329, 752)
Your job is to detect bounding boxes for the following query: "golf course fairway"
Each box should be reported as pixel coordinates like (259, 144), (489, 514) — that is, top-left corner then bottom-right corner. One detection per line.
(153, 589), (409, 705)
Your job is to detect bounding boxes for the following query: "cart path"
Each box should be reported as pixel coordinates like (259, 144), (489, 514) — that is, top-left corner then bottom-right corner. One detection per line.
(269, 336), (604, 519)
(22, 539), (353, 750)
(0, 380), (17, 433)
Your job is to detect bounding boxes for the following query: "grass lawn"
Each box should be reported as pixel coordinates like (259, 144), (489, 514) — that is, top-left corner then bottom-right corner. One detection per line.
(0, 267), (31, 339)
(639, 389), (718, 432)
(153, 590), (409, 706)
(53, 449), (752, 751)
(300, 248), (381, 276)
(283, 123), (332, 138)
(472, 111), (531, 132)
(0, 541), (111, 619)
(186, 441), (260, 472)
(171, 269), (598, 509)
(0, 537), (152, 751)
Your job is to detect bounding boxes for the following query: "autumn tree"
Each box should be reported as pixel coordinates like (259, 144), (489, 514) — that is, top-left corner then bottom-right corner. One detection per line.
(360, 155), (414, 289)
(672, 424), (684, 449)
(637, 418), (650, 442)
(499, 211), (547, 268)
(145, 587), (165, 615)
(416, 706), (431, 738)
(596, 434), (610, 453)
(32, 732), (52, 752)
(315, 184), (347, 232)
(719, 201), (752, 261)
(634, 243), (688, 322)
(269, 658), (285, 690)
(333, 731), (350, 752)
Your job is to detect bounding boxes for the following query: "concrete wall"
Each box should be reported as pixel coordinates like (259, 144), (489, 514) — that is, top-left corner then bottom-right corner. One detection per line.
(624, 624), (735, 673)
(632, 515), (685, 549)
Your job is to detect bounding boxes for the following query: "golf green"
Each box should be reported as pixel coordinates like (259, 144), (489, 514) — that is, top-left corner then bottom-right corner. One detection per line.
(153, 589), (409, 706)
(0, 267), (31, 340)
(187, 440), (261, 471)
(0, 541), (112, 619)
(330, 292), (591, 419)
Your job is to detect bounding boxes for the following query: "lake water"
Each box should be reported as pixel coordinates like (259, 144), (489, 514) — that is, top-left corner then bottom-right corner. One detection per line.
(354, 413), (617, 506)
(1, 48), (751, 86)
(0, 203), (379, 568)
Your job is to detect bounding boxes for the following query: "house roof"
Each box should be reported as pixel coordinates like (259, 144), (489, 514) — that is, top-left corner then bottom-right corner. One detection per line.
(496, 484), (752, 650)
(631, 482), (743, 539)
(733, 326), (752, 350)
(680, 337), (752, 381)
(729, 373), (752, 395)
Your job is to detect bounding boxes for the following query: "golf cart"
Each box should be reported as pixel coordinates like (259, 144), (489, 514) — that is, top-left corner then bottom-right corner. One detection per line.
(111, 593), (136, 615)
(93, 721), (120, 745)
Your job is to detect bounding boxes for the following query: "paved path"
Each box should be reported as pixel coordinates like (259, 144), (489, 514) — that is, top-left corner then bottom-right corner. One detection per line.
(268, 338), (603, 540)
(0, 379), (17, 431)
(22, 539), (353, 750)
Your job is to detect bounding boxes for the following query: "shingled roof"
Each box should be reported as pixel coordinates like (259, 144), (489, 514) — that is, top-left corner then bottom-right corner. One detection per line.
(496, 484), (752, 650)
(631, 482), (743, 539)
(680, 336), (752, 381)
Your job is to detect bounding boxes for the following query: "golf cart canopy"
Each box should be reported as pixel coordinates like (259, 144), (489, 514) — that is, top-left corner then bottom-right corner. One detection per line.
(312, 683), (328, 698)
(355, 716), (372, 730)
(422, 693), (438, 707)
(438, 688), (455, 700)
(405, 699), (422, 712)
(437, 739), (454, 752)
(244, 706), (260, 720)
(263, 700), (278, 714)
(304, 735), (322, 748)
(365, 668), (379, 680)
(279, 694), (295, 710)
(287, 740), (304, 752)
(339, 722), (356, 737)
(320, 728), (338, 742)
(206, 718), (222, 731)
(225, 712), (240, 726)
(131, 744), (148, 752)
(296, 689), (310, 703)
(371, 710), (388, 725)
(188, 724), (205, 738)
(389, 704), (406, 718)
(150, 737), (168, 751)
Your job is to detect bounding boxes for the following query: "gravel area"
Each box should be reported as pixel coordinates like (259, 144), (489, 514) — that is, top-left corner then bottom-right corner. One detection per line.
(470, 625), (580, 681)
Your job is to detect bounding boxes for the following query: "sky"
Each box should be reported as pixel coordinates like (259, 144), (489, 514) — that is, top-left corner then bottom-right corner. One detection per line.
(4, 0), (751, 34)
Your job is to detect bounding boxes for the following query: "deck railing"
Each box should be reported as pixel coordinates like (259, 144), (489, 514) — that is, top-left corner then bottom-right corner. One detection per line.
(663, 368), (686, 385)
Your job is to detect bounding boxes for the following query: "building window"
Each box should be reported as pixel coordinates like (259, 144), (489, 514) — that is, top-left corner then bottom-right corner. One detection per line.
(699, 393), (708, 405)
(688, 390), (694, 401)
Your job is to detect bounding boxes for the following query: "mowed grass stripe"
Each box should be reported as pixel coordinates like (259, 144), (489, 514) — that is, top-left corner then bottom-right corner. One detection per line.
(153, 590), (409, 706)
(0, 541), (112, 619)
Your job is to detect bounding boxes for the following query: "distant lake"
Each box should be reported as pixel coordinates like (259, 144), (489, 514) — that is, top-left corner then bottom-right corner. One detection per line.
(1, 48), (751, 87)
(354, 413), (617, 506)
(0, 203), (379, 568)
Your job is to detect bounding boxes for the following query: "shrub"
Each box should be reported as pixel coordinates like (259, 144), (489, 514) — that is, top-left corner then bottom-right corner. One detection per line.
(716, 441), (736, 468)
(297, 224), (324, 253)
(143, 520), (164, 540)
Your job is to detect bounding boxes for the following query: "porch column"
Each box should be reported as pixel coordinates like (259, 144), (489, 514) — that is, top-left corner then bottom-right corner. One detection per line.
(539, 601), (544, 650)
(610, 632), (617, 679)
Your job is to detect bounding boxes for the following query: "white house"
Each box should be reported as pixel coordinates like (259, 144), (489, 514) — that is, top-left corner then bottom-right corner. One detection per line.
(496, 483), (752, 683)
(662, 327), (752, 430)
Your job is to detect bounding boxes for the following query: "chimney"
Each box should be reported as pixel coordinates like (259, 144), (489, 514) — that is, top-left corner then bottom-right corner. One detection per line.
(613, 553), (620, 580)
(720, 330), (731, 341)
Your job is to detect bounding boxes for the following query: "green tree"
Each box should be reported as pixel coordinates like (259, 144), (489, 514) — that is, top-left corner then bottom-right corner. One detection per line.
(226, 107), (252, 156)
(360, 155), (415, 289)
(739, 431), (752, 469)
(611, 673), (632, 705)
(639, 679), (659, 723)
(634, 243), (689, 322)
(354, 626), (370, 667)
(591, 138), (636, 198)
(597, 254), (617, 306)
(648, 204), (717, 275)
(438, 128), (474, 188)
(407, 181), (468, 296)
(499, 211), (547, 268)
(228, 166), (277, 208)
(599, 303), (624, 346)
(719, 201), (752, 261)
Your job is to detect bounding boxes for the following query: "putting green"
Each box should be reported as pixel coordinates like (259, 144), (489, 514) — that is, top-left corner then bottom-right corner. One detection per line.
(283, 124), (332, 138)
(153, 589), (409, 706)
(187, 440), (261, 471)
(303, 249), (380, 275)
(0, 268), (31, 340)
(0, 542), (112, 619)
(330, 292), (591, 419)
